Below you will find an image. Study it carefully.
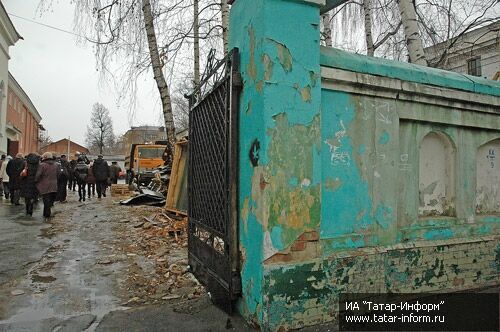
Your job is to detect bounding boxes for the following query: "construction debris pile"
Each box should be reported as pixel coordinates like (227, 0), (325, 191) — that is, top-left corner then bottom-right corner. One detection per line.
(109, 206), (205, 306)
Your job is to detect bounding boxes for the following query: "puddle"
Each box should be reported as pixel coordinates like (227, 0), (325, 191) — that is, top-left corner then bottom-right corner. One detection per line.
(31, 274), (57, 283)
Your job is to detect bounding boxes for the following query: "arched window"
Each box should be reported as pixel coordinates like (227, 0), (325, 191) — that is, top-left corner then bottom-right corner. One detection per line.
(476, 139), (499, 214)
(419, 132), (455, 217)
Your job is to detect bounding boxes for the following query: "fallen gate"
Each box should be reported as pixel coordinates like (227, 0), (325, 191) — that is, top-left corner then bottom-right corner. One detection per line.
(187, 48), (242, 312)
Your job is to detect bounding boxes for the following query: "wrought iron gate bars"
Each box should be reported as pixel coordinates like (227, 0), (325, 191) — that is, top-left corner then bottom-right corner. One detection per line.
(187, 48), (242, 312)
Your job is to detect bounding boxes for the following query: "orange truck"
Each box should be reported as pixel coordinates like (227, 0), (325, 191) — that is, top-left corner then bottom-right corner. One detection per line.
(126, 143), (168, 185)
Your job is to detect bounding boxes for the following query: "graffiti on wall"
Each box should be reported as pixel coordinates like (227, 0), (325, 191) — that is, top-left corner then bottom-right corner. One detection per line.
(476, 139), (500, 214)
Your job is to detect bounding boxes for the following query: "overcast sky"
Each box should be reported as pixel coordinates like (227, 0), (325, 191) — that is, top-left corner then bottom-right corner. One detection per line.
(4, 0), (163, 146)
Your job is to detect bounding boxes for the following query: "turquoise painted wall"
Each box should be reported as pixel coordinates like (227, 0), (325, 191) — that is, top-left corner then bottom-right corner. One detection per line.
(228, 0), (500, 329)
(229, 0), (323, 323)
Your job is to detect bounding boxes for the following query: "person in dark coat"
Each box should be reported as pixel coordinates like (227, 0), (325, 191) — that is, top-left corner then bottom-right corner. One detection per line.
(0, 154), (5, 197)
(56, 155), (70, 203)
(92, 155), (110, 198)
(109, 161), (121, 185)
(6, 153), (25, 205)
(20, 153), (40, 216)
(68, 159), (77, 191)
(86, 162), (96, 198)
(35, 152), (59, 219)
(74, 157), (89, 202)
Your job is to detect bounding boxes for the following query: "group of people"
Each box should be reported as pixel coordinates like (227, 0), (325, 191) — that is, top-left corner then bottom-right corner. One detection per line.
(0, 152), (122, 220)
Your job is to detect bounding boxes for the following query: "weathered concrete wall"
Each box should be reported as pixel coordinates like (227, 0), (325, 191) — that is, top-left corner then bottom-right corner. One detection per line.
(228, 1), (500, 331)
(476, 139), (499, 214)
(262, 238), (499, 330)
(229, 0), (323, 324)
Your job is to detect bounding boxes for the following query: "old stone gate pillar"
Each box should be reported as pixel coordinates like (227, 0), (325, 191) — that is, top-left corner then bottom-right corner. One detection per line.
(229, 0), (324, 329)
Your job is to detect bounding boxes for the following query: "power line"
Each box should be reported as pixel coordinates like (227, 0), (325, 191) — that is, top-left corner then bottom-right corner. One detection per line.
(8, 13), (85, 39)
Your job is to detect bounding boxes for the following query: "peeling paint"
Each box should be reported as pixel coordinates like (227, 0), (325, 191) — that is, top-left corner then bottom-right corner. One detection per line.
(262, 53), (274, 80)
(268, 38), (293, 73)
(300, 85), (312, 102)
(229, 0), (500, 330)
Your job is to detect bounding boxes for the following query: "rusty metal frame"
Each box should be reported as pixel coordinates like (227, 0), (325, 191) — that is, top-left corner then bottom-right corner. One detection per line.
(187, 48), (242, 312)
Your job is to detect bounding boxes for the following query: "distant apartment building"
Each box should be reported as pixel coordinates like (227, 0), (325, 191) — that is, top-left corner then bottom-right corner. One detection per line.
(122, 126), (167, 155)
(0, 3), (22, 155)
(425, 21), (500, 80)
(6, 72), (43, 156)
(39, 138), (89, 159)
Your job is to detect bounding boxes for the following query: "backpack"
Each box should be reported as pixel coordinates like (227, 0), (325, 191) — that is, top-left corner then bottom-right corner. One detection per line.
(75, 163), (88, 182)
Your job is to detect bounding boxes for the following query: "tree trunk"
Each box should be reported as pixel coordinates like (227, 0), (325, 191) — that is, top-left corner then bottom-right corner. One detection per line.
(321, 12), (332, 47)
(363, 0), (374, 56)
(221, 0), (229, 55)
(194, 0), (200, 87)
(141, 0), (176, 146)
(398, 0), (427, 66)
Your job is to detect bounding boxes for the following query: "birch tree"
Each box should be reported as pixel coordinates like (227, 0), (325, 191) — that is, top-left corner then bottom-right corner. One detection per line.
(398, 0), (428, 65)
(142, 0), (176, 146)
(221, 0), (230, 54)
(194, 0), (201, 87)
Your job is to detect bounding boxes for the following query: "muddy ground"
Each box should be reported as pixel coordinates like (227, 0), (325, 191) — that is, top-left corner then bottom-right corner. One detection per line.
(0, 190), (249, 331)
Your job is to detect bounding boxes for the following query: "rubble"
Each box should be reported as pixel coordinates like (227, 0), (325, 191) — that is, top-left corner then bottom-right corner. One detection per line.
(107, 205), (204, 306)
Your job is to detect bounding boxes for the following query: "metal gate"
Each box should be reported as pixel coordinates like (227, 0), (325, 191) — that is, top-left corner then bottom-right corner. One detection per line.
(187, 48), (242, 312)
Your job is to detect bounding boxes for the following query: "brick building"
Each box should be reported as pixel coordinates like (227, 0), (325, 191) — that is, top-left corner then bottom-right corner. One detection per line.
(6, 72), (43, 156)
(0, 3), (22, 155)
(39, 138), (89, 159)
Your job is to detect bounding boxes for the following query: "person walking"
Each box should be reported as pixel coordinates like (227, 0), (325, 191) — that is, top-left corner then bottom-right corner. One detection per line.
(0, 155), (11, 199)
(86, 162), (96, 198)
(74, 156), (89, 202)
(6, 153), (25, 205)
(57, 155), (70, 203)
(109, 161), (121, 185)
(20, 153), (40, 216)
(68, 158), (77, 191)
(35, 152), (59, 220)
(0, 155), (5, 197)
(93, 155), (110, 198)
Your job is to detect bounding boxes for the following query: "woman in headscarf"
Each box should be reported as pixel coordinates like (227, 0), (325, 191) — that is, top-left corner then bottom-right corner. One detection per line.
(20, 153), (40, 216)
(35, 152), (59, 220)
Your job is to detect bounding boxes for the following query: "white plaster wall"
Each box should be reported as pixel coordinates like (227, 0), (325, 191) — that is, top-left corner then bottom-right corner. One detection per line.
(0, 47), (8, 155)
(419, 132), (455, 216)
(476, 139), (500, 214)
(445, 50), (500, 80)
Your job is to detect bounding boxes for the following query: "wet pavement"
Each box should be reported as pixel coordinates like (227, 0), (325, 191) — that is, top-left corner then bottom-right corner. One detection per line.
(0, 191), (249, 332)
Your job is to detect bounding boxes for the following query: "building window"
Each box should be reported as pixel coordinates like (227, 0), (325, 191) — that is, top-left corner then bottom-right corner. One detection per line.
(467, 57), (481, 76)
(419, 132), (456, 217)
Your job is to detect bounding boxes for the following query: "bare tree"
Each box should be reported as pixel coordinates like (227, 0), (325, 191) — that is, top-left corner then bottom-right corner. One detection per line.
(194, 0), (201, 87)
(321, 12), (333, 47)
(221, 0), (229, 54)
(38, 133), (52, 150)
(86, 103), (115, 155)
(142, 0), (176, 146)
(398, 0), (427, 65)
(416, 0), (499, 68)
(329, 0), (403, 58)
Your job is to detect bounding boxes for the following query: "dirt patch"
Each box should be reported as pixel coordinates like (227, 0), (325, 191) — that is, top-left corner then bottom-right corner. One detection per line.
(31, 274), (57, 283)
